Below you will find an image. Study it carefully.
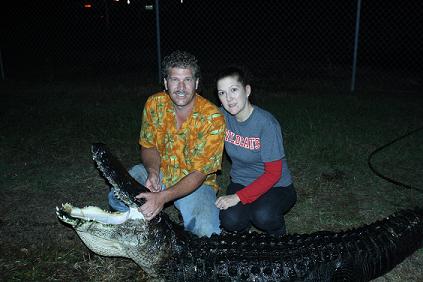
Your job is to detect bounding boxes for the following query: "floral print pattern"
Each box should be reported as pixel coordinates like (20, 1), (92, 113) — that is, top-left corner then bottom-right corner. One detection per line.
(139, 92), (225, 191)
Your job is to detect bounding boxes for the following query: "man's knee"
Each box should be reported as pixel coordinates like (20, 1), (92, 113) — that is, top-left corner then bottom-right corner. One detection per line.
(108, 190), (129, 212)
(191, 221), (221, 238)
(185, 214), (221, 237)
(178, 189), (221, 237)
(128, 164), (148, 184)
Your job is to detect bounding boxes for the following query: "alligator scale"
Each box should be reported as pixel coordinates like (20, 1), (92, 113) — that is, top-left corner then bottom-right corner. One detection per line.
(56, 143), (423, 281)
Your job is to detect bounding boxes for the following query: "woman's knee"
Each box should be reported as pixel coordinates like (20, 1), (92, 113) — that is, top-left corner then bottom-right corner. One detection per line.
(251, 209), (284, 231)
(219, 208), (250, 232)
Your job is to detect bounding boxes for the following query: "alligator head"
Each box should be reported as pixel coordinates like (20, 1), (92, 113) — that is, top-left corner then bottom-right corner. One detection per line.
(56, 203), (175, 276)
(56, 143), (187, 277)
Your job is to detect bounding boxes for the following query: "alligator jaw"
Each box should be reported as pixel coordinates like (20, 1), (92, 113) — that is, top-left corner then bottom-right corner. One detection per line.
(56, 203), (144, 225)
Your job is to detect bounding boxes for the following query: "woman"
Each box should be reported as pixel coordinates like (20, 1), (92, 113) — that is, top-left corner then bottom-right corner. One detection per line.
(215, 66), (297, 236)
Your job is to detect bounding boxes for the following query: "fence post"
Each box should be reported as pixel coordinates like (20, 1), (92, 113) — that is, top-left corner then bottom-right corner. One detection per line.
(155, 0), (161, 83)
(351, 0), (362, 93)
(103, 0), (110, 30)
(0, 48), (5, 80)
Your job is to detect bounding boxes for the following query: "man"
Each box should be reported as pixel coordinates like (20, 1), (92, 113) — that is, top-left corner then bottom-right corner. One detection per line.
(108, 50), (225, 237)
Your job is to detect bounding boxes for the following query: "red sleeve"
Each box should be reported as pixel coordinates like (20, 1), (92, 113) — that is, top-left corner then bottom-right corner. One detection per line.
(235, 160), (282, 204)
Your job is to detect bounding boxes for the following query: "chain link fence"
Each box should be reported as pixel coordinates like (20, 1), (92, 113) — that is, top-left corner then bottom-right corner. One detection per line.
(2, 0), (422, 94)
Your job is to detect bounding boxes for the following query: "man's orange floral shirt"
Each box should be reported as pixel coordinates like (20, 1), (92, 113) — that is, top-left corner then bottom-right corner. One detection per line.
(139, 92), (225, 191)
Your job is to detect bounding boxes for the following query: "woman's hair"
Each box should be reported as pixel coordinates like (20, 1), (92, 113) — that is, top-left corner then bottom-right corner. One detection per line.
(161, 50), (201, 80)
(215, 65), (251, 87)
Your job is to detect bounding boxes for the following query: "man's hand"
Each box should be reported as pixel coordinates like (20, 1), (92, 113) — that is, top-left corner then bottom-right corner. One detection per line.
(145, 168), (161, 192)
(136, 191), (166, 220)
(215, 194), (240, 210)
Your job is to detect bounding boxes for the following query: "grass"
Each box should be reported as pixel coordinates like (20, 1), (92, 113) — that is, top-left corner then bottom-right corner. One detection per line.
(1, 76), (423, 281)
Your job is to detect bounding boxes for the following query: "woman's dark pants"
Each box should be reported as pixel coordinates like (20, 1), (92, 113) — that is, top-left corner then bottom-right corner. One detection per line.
(219, 182), (297, 236)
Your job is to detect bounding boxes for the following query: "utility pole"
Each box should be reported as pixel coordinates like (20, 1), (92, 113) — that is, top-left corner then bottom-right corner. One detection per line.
(155, 0), (161, 83)
(351, 0), (362, 93)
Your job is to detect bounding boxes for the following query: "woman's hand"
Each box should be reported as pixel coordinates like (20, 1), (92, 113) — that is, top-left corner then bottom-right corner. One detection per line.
(215, 194), (240, 210)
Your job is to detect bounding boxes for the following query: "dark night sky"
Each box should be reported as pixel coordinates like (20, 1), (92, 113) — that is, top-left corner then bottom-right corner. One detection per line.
(2, 0), (422, 76)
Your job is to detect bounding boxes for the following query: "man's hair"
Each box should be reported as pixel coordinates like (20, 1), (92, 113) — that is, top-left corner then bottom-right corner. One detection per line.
(161, 50), (201, 80)
(215, 65), (251, 87)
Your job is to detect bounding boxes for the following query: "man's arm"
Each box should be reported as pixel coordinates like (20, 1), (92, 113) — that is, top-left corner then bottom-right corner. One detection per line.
(163, 170), (206, 201)
(140, 146), (161, 192)
(136, 170), (206, 220)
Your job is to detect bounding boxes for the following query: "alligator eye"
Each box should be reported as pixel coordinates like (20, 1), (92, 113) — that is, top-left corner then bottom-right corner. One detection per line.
(263, 266), (272, 276)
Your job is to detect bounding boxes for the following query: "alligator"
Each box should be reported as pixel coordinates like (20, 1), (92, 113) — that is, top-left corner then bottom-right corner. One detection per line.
(56, 143), (423, 281)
